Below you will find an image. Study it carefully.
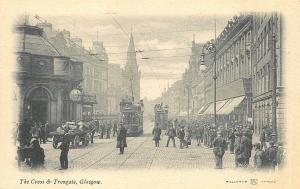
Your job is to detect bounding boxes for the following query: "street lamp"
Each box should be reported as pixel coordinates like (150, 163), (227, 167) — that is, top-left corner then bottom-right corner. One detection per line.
(199, 17), (217, 128)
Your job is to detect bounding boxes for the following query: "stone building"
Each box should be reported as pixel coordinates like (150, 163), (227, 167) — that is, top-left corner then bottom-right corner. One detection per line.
(122, 33), (141, 102)
(14, 24), (83, 127)
(37, 23), (108, 118)
(252, 14), (284, 141)
(107, 64), (122, 114)
(186, 39), (205, 117)
(200, 14), (253, 126)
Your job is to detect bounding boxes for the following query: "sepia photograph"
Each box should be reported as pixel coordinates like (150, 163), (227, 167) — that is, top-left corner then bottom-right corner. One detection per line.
(0, 0), (300, 189)
(13, 12), (284, 171)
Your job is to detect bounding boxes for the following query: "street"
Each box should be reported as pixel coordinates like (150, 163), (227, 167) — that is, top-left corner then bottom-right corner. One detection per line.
(37, 121), (237, 171)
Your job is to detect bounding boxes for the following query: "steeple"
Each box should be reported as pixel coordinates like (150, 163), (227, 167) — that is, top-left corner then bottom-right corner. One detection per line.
(128, 30), (135, 53)
(122, 27), (140, 102)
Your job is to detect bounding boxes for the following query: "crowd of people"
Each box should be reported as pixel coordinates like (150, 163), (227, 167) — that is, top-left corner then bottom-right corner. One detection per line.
(152, 118), (285, 171)
(16, 117), (285, 171)
(16, 118), (123, 170)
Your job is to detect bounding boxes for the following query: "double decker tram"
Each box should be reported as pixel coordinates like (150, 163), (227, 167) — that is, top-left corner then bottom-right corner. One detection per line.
(120, 98), (144, 136)
(154, 103), (168, 130)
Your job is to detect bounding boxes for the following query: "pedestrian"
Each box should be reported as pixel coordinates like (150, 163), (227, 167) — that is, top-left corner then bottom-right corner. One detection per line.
(31, 122), (39, 140)
(210, 129), (217, 148)
(116, 122), (127, 154)
(58, 134), (70, 170)
(18, 118), (31, 146)
(113, 121), (118, 137)
(265, 140), (277, 171)
(39, 123), (46, 144)
(29, 139), (45, 169)
(152, 123), (162, 147)
(212, 131), (227, 169)
(234, 132), (242, 168)
(260, 127), (266, 150)
(228, 129), (235, 154)
(44, 121), (50, 142)
(240, 131), (253, 167)
(177, 126), (185, 149)
(276, 142), (285, 169)
(165, 121), (176, 147)
(106, 121), (112, 139)
(99, 120), (104, 139)
(90, 121), (96, 143)
(184, 123), (191, 148)
(253, 143), (266, 170)
(195, 126), (202, 146)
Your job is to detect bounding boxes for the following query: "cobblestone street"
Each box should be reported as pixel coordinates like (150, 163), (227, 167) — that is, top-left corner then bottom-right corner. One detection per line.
(38, 122), (238, 171)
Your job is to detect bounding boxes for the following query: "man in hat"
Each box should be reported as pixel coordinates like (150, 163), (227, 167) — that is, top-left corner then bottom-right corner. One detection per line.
(265, 140), (277, 171)
(113, 120), (118, 137)
(228, 128), (235, 154)
(253, 143), (266, 169)
(177, 126), (185, 149)
(152, 123), (162, 147)
(234, 131), (242, 167)
(213, 131), (227, 169)
(106, 121), (112, 139)
(59, 134), (70, 170)
(165, 121), (176, 147)
(116, 122), (127, 154)
(260, 127), (266, 150)
(240, 131), (253, 167)
(29, 139), (45, 169)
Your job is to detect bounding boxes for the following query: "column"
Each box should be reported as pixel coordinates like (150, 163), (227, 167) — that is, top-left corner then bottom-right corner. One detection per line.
(56, 87), (63, 123)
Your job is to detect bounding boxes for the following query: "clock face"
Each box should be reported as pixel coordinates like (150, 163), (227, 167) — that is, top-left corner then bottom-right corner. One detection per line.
(17, 56), (23, 63)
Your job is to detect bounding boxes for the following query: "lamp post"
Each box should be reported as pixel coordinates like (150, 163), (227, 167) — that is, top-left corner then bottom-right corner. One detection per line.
(271, 13), (278, 142)
(200, 17), (217, 128)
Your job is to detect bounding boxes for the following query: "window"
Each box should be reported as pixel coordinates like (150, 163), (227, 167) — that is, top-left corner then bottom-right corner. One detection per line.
(264, 27), (267, 54)
(258, 37), (261, 60)
(260, 33), (263, 58)
(256, 47), (259, 63)
(263, 66), (266, 93)
(267, 63), (270, 91)
(266, 31), (269, 51)
(253, 75), (256, 95)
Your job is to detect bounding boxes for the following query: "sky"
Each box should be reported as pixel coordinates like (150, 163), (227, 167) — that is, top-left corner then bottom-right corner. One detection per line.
(39, 14), (233, 100)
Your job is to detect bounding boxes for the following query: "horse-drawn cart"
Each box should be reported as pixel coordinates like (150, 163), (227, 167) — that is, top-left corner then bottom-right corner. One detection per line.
(49, 122), (91, 149)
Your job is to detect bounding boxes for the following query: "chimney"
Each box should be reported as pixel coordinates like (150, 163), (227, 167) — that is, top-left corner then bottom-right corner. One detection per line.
(61, 29), (71, 39)
(37, 22), (52, 38)
(72, 37), (83, 47)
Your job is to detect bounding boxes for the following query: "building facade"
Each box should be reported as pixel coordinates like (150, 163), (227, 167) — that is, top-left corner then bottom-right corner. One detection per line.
(107, 64), (122, 115)
(201, 14), (253, 126)
(15, 24), (83, 127)
(122, 33), (141, 102)
(186, 40), (205, 117)
(252, 13), (284, 141)
(37, 23), (108, 117)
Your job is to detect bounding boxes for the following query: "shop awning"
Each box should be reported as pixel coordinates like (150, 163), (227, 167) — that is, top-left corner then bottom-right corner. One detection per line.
(198, 104), (210, 114)
(201, 99), (228, 115)
(217, 96), (245, 115)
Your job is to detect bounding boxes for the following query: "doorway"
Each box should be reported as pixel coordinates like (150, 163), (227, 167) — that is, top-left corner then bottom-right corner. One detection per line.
(26, 87), (50, 124)
(31, 100), (48, 123)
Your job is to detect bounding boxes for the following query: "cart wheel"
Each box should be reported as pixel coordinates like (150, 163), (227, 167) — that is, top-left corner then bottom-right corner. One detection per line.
(52, 136), (58, 149)
(73, 135), (80, 148)
(84, 134), (90, 146)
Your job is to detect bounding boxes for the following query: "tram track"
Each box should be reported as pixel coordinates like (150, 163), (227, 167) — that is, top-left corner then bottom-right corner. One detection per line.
(118, 137), (149, 169)
(82, 137), (140, 170)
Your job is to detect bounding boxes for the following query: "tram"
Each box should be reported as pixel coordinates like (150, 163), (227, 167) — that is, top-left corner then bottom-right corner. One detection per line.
(154, 103), (168, 130)
(120, 97), (144, 137)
